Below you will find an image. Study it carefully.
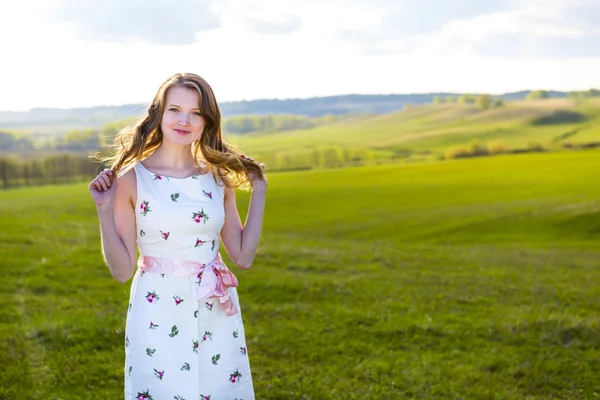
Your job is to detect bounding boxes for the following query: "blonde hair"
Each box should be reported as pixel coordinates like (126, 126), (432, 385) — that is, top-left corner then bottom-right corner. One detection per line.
(95, 72), (263, 189)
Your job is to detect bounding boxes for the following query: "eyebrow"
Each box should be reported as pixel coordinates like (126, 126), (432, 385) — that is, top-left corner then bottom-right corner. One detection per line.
(167, 104), (201, 111)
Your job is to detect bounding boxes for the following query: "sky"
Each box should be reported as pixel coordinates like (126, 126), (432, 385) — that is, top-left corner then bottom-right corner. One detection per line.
(1, 0), (600, 111)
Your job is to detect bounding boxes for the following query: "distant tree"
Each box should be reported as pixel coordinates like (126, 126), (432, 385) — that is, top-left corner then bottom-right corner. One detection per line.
(444, 146), (470, 159)
(526, 90), (550, 100)
(323, 146), (344, 168)
(528, 142), (545, 152)
(0, 132), (15, 150)
(476, 95), (493, 110)
(468, 140), (489, 156)
(0, 157), (18, 188)
(487, 140), (508, 154)
(56, 129), (101, 150)
(0, 131), (34, 150)
(458, 95), (476, 104)
(433, 96), (446, 104)
(567, 88), (600, 100)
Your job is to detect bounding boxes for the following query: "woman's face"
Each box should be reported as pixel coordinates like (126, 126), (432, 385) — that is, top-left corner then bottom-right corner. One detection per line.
(160, 86), (206, 146)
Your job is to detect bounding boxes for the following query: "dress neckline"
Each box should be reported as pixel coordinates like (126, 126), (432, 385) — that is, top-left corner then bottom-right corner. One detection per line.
(138, 161), (210, 180)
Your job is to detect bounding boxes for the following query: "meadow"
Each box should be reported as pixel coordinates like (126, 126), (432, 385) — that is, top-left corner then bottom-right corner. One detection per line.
(228, 98), (600, 168)
(1, 149), (600, 399)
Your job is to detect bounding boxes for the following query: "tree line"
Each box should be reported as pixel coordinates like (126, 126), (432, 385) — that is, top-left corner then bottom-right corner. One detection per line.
(433, 94), (504, 109)
(0, 153), (101, 189)
(222, 114), (349, 134)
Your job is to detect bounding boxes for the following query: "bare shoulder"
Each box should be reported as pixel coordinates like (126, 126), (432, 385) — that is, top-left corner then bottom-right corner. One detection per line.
(117, 167), (137, 206)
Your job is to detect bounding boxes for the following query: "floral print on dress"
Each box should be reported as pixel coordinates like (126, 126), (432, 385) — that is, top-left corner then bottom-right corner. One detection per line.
(170, 193), (180, 202)
(240, 346), (247, 355)
(153, 369), (164, 380)
(169, 325), (179, 337)
(140, 201), (152, 216)
(205, 302), (213, 311)
(161, 231), (170, 241)
(195, 239), (206, 248)
(125, 336), (130, 347)
(233, 329), (239, 338)
(211, 354), (220, 365)
(192, 340), (200, 354)
(174, 396), (185, 400)
(145, 291), (159, 303)
(181, 362), (190, 371)
(136, 389), (153, 400)
(203, 190), (212, 199)
(140, 229), (146, 237)
(200, 395), (211, 400)
(149, 321), (159, 330)
(173, 295), (184, 305)
(191, 209), (209, 224)
(202, 331), (213, 342)
(229, 369), (242, 383)
(153, 173), (169, 181)
(146, 348), (156, 357)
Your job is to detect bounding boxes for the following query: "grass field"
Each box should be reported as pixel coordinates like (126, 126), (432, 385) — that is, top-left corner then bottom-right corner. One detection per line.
(1, 150), (600, 399)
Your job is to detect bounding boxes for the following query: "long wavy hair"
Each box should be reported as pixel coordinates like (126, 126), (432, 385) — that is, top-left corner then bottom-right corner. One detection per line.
(96, 72), (264, 189)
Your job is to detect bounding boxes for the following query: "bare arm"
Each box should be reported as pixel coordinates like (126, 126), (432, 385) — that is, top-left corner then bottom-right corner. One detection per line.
(89, 169), (137, 282)
(220, 179), (267, 270)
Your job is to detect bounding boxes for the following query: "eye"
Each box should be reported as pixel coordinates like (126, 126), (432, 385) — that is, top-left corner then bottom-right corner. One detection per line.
(192, 111), (202, 116)
(169, 107), (179, 113)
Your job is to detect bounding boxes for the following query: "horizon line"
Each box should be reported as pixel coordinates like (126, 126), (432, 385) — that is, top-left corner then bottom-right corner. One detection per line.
(0, 88), (582, 114)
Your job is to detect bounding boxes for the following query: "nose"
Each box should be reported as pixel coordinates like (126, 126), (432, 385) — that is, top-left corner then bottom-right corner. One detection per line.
(178, 113), (191, 126)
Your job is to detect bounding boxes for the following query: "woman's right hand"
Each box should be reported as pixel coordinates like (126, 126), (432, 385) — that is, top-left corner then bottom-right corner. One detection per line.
(89, 169), (116, 207)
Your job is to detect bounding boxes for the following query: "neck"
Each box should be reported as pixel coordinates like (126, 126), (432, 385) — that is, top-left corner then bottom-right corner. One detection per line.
(151, 142), (201, 169)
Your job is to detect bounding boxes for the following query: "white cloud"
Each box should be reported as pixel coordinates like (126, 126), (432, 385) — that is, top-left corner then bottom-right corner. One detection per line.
(52, 0), (221, 45)
(336, 0), (600, 59)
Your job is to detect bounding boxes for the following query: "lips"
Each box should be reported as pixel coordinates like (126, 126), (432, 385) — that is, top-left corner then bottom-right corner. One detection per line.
(174, 128), (191, 135)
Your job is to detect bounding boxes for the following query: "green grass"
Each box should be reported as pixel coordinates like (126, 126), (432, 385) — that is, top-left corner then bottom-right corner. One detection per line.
(1, 150), (600, 399)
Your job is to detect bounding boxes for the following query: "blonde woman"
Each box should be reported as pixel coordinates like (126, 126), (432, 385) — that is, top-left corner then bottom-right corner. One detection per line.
(89, 72), (266, 399)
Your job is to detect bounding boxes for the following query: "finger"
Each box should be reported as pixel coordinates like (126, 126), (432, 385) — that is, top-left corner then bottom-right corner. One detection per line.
(99, 173), (111, 188)
(103, 169), (114, 183)
(90, 179), (102, 191)
(97, 175), (109, 191)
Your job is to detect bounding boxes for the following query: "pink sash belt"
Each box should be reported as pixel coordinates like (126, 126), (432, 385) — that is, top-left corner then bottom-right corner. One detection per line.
(137, 253), (239, 316)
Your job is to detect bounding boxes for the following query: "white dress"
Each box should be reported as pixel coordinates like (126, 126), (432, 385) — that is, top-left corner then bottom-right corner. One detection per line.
(124, 162), (254, 400)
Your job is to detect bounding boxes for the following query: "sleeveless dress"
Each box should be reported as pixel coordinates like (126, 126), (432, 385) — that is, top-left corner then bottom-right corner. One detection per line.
(124, 162), (255, 400)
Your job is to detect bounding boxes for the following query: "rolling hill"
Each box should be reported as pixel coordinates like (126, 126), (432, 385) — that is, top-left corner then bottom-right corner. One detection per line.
(226, 98), (600, 167)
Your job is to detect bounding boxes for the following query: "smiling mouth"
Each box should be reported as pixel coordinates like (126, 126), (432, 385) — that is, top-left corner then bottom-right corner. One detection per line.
(174, 129), (191, 135)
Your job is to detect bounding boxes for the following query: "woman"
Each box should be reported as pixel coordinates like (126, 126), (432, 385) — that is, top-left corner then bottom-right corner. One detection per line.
(88, 72), (267, 399)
